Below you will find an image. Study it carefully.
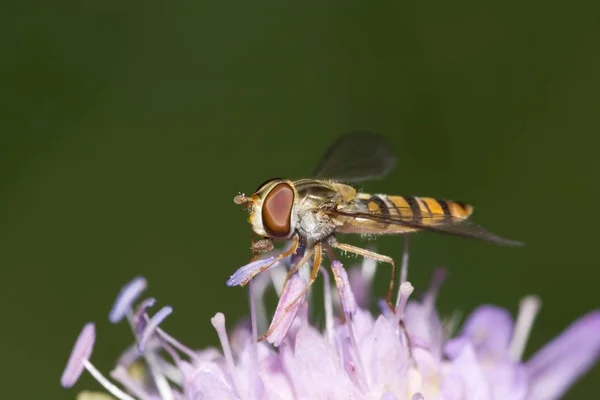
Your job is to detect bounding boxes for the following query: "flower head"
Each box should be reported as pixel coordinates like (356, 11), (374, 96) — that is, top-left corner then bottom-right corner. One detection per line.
(62, 250), (600, 399)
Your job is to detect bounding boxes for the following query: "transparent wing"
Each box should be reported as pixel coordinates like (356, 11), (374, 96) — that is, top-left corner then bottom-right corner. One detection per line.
(312, 131), (397, 183)
(331, 207), (524, 247)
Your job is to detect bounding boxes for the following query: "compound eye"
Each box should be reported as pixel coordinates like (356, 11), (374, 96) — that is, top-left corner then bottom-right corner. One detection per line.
(261, 183), (294, 238)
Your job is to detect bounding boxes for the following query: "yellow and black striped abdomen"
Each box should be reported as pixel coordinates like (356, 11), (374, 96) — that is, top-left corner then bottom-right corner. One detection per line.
(386, 195), (473, 222)
(358, 193), (473, 222)
(336, 193), (474, 235)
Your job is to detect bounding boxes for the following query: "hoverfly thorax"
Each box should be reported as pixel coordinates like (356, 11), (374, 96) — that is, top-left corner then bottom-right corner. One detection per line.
(234, 178), (298, 239)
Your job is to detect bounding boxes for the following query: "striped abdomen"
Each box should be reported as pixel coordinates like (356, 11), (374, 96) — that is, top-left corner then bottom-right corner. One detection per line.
(382, 194), (473, 221)
(336, 193), (474, 235)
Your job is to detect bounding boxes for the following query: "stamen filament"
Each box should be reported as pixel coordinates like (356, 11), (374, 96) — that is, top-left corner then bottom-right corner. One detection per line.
(249, 279), (260, 400)
(394, 282), (414, 327)
(145, 351), (174, 400)
(399, 236), (410, 288)
(320, 267), (335, 344)
(211, 313), (245, 400)
(83, 360), (136, 400)
(509, 295), (542, 360)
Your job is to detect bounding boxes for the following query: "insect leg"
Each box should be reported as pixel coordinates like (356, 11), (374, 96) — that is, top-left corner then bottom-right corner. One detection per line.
(330, 241), (397, 313)
(258, 243), (323, 342)
(283, 243), (322, 313)
(239, 235), (300, 286)
(280, 246), (316, 292)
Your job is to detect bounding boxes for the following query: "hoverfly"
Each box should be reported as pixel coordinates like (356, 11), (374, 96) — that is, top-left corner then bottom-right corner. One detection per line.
(234, 131), (523, 312)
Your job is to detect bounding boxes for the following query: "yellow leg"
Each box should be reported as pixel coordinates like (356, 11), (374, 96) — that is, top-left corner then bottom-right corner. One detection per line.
(330, 241), (397, 313)
(280, 246), (316, 292)
(239, 235), (299, 286)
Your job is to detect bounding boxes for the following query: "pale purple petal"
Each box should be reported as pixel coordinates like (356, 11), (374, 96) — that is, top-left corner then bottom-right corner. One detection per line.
(359, 315), (410, 396)
(526, 311), (600, 400)
(331, 260), (357, 316)
(412, 346), (441, 383)
(284, 325), (361, 399)
(181, 362), (238, 400)
(441, 337), (492, 400)
(460, 305), (514, 361)
(404, 300), (444, 359)
(138, 306), (173, 352)
(60, 322), (95, 388)
(483, 360), (528, 400)
(109, 276), (147, 323)
(265, 275), (307, 347)
(381, 392), (399, 400)
(226, 257), (277, 287)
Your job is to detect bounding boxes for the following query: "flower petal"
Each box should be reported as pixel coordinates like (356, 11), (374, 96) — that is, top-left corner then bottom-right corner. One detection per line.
(331, 260), (357, 316)
(226, 257), (277, 287)
(404, 301), (444, 359)
(525, 310), (600, 400)
(265, 275), (307, 347)
(284, 324), (361, 399)
(459, 305), (514, 361)
(441, 337), (492, 400)
(360, 315), (410, 397)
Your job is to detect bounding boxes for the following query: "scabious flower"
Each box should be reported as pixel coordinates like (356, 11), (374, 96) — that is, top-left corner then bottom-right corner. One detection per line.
(61, 252), (600, 400)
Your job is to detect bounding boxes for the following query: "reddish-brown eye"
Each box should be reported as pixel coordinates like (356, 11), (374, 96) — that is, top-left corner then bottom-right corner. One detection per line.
(262, 183), (294, 238)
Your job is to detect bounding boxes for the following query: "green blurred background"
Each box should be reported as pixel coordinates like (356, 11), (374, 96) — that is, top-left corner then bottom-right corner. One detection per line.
(2, 1), (599, 398)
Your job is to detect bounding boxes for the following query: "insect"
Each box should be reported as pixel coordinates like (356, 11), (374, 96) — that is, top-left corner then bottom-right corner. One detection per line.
(234, 131), (523, 314)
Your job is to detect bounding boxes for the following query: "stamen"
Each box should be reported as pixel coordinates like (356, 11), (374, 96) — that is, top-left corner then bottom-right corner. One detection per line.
(138, 306), (173, 353)
(61, 322), (96, 388)
(423, 267), (447, 311)
(394, 282), (414, 326)
(211, 313), (245, 400)
(331, 261), (357, 316)
(509, 295), (542, 361)
(82, 360), (136, 400)
(399, 235), (410, 287)
(227, 256), (277, 287)
(319, 267), (335, 344)
(348, 256), (376, 308)
(248, 279), (261, 400)
(361, 255), (377, 283)
(264, 275), (307, 346)
(270, 267), (287, 297)
(155, 326), (198, 360)
(252, 270), (271, 333)
(133, 298), (156, 336)
(157, 343), (185, 385)
(145, 351), (174, 400)
(249, 279), (258, 346)
(109, 276), (147, 324)
(411, 393), (425, 400)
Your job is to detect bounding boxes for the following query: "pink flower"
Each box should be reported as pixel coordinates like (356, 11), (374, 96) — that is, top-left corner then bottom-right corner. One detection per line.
(61, 253), (600, 399)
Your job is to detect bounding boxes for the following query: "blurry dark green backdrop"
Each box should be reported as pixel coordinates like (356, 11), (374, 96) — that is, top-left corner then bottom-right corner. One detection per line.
(2, 1), (599, 399)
